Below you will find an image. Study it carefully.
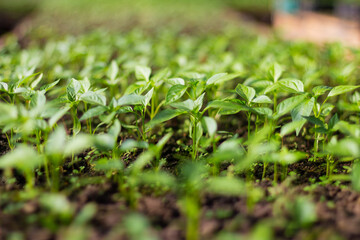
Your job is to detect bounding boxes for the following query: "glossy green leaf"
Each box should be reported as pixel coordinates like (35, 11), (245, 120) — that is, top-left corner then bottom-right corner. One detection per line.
(275, 94), (307, 119)
(64, 134), (94, 157)
(194, 93), (205, 111)
(67, 79), (81, 102)
(49, 106), (71, 127)
(80, 91), (106, 106)
(328, 85), (360, 97)
(0, 82), (8, 92)
(80, 106), (107, 121)
(117, 94), (145, 106)
(40, 79), (61, 92)
(135, 65), (151, 82)
(147, 109), (186, 127)
(165, 84), (188, 104)
(252, 95), (272, 104)
(107, 60), (119, 82)
(143, 87), (154, 107)
(280, 121), (306, 137)
(312, 86), (332, 97)
(235, 84), (256, 103)
(30, 73), (43, 89)
(151, 68), (171, 83)
(303, 116), (324, 127)
(206, 100), (248, 113)
(202, 116), (217, 138)
(170, 99), (194, 111)
(291, 97), (315, 135)
(279, 78), (304, 93)
(268, 63), (283, 83)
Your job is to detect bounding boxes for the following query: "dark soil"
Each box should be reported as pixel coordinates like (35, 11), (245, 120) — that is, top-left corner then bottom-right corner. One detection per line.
(2, 180), (360, 240)
(2, 129), (359, 239)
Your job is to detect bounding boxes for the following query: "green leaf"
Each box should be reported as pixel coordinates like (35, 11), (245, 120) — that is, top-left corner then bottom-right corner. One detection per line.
(80, 106), (107, 121)
(147, 109), (185, 127)
(0, 82), (8, 92)
(138, 172), (175, 188)
(312, 86), (332, 97)
(107, 60), (119, 82)
(252, 95), (272, 104)
(207, 73), (240, 86)
(293, 197), (317, 227)
(67, 79), (81, 102)
(79, 78), (91, 93)
(328, 113), (339, 130)
(250, 107), (273, 117)
(80, 91), (106, 106)
(64, 134), (94, 157)
(143, 87), (154, 107)
(202, 116), (217, 138)
(151, 68), (170, 83)
(30, 91), (46, 109)
(291, 97), (315, 135)
(73, 203), (97, 226)
(206, 177), (245, 196)
(135, 66), (151, 82)
(30, 73), (43, 89)
(328, 85), (360, 97)
(40, 79), (60, 92)
(303, 116), (324, 127)
(156, 132), (173, 151)
(0, 145), (43, 171)
(192, 121), (203, 143)
(116, 106), (133, 114)
(205, 100), (248, 113)
(131, 151), (154, 174)
(109, 119), (121, 139)
(46, 126), (67, 156)
(264, 82), (280, 94)
(333, 121), (360, 138)
(275, 94), (307, 119)
(94, 158), (124, 171)
(235, 84), (256, 103)
(352, 162), (360, 191)
(117, 94), (145, 106)
(279, 79), (304, 93)
(170, 99), (194, 111)
(211, 139), (244, 164)
(120, 139), (148, 151)
(326, 138), (360, 157)
(280, 121), (306, 137)
(206, 73), (227, 85)
(49, 106), (71, 127)
(321, 103), (334, 117)
(166, 78), (185, 86)
(40, 193), (74, 219)
(268, 63), (283, 83)
(165, 84), (188, 104)
(194, 93), (205, 111)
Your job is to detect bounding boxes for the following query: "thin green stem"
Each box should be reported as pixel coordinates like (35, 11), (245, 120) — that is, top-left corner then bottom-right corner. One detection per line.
(247, 112), (251, 139)
(274, 162), (278, 183)
(262, 162), (268, 179)
(192, 116), (198, 161)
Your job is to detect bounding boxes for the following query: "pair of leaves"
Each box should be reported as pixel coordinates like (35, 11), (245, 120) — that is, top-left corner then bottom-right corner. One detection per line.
(135, 66), (151, 82)
(236, 83), (273, 105)
(312, 85), (359, 98)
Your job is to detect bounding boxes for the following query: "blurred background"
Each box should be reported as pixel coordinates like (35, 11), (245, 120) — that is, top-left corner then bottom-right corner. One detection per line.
(0, 0), (360, 46)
